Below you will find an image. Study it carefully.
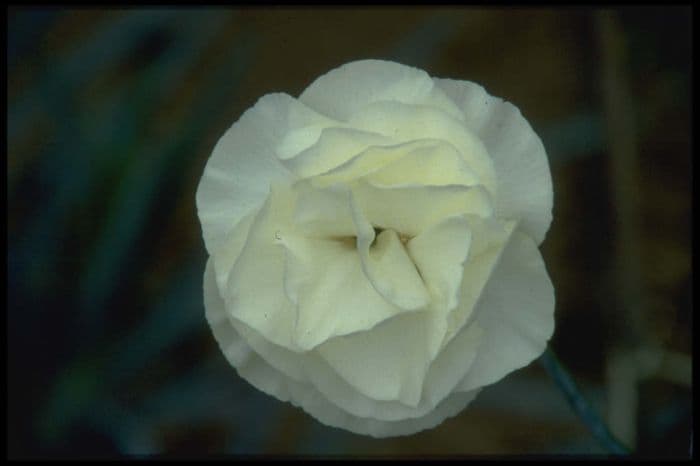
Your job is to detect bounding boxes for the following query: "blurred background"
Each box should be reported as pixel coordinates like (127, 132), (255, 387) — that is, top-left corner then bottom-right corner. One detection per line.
(7, 6), (692, 458)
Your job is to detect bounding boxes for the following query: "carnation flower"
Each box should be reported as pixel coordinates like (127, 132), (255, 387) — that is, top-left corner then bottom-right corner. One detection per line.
(197, 59), (555, 437)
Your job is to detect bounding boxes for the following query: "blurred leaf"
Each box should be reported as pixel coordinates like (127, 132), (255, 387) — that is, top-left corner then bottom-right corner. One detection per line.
(39, 27), (256, 445)
(78, 20), (253, 335)
(8, 9), (221, 139)
(10, 11), (231, 305)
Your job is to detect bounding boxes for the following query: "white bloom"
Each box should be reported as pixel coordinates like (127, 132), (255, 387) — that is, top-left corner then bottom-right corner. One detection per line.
(196, 59), (555, 437)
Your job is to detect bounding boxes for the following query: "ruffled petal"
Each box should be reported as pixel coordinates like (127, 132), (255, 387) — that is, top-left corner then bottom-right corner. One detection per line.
(458, 230), (555, 392)
(311, 140), (436, 188)
(365, 140), (479, 188)
(406, 215), (472, 314)
(434, 78), (553, 244)
(231, 311), (482, 424)
(281, 232), (414, 350)
(351, 180), (493, 238)
(209, 211), (256, 293)
(317, 312), (431, 407)
(291, 181), (356, 237)
(299, 59), (435, 121)
(232, 316), (482, 437)
(442, 218), (517, 349)
(224, 185), (300, 351)
(208, 246), (486, 426)
(350, 196), (430, 312)
(405, 215), (473, 359)
(348, 100), (497, 195)
(197, 93), (335, 255)
(311, 139), (479, 189)
(204, 259), (253, 370)
(300, 388), (481, 438)
(282, 127), (392, 179)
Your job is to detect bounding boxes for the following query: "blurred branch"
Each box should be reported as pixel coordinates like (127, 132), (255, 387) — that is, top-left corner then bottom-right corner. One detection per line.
(597, 6), (645, 343)
(540, 347), (631, 456)
(597, 10), (649, 449)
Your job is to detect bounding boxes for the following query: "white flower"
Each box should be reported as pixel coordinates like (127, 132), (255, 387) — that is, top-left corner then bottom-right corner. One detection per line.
(196, 59), (555, 437)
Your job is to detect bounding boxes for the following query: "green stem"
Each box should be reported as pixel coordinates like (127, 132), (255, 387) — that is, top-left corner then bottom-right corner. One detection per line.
(540, 347), (631, 455)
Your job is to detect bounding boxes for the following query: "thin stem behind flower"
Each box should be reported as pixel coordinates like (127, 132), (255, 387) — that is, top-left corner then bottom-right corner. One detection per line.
(540, 347), (631, 455)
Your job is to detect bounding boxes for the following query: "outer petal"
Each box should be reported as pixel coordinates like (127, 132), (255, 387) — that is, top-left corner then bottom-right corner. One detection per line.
(204, 258), (253, 368)
(209, 211), (256, 293)
(434, 78), (553, 244)
(224, 185), (300, 351)
(458, 230), (555, 392)
(299, 59), (466, 122)
(241, 335), (481, 438)
(206, 259), (483, 436)
(233, 310), (483, 423)
(317, 312), (430, 407)
(196, 93), (336, 255)
(299, 59), (434, 121)
(442, 218), (517, 349)
(294, 387), (481, 439)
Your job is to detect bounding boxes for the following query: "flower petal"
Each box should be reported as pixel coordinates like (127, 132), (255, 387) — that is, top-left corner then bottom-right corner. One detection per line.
(406, 215), (472, 314)
(209, 211), (256, 293)
(301, 388), (482, 438)
(442, 217), (517, 349)
(405, 215), (473, 360)
(318, 312), (431, 407)
(282, 127), (392, 179)
(291, 181), (357, 237)
(231, 310), (482, 423)
(281, 232), (415, 350)
(204, 258), (253, 368)
(311, 140), (436, 188)
(204, 249), (481, 424)
(197, 93), (335, 255)
(348, 100), (497, 195)
(350, 197), (430, 312)
(365, 140), (479, 188)
(311, 139), (479, 189)
(224, 185), (300, 351)
(458, 230), (555, 392)
(351, 180), (493, 238)
(434, 79), (553, 244)
(232, 316), (482, 437)
(299, 59), (435, 121)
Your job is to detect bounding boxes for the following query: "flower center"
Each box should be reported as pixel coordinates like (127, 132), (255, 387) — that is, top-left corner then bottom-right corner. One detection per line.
(332, 226), (413, 250)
